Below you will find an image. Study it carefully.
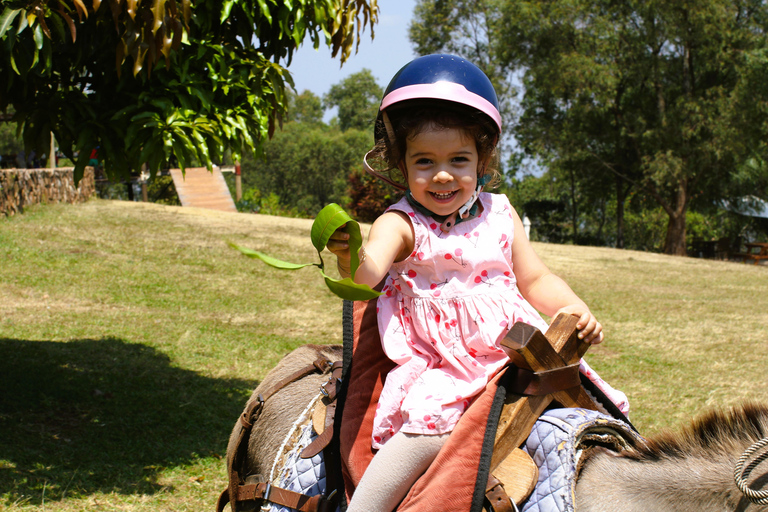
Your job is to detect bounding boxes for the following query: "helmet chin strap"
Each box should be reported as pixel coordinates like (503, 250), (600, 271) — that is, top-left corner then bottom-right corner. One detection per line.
(439, 174), (488, 233)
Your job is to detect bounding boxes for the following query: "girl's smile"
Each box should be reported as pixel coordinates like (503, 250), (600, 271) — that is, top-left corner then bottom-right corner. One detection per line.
(405, 126), (479, 217)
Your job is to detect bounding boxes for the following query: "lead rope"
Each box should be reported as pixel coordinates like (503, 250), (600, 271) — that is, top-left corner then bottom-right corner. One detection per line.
(734, 436), (768, 504)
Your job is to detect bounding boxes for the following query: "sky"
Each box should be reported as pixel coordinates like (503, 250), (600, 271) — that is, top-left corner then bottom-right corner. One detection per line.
(285, 0), (419, 110)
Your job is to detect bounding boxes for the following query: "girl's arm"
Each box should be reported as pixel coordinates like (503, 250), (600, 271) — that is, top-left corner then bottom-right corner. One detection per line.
(326, 211), (414, 289)
(508, 207), (604, 344)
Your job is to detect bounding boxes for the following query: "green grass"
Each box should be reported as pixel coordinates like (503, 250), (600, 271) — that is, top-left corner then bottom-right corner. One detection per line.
(1, 199), (768, 510)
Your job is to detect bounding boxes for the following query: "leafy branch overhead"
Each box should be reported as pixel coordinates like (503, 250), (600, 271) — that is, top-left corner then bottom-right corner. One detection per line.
(0, 0), (378, 181)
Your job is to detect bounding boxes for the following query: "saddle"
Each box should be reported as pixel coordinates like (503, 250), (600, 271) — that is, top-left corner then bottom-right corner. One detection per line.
(218, 299), (633, 512)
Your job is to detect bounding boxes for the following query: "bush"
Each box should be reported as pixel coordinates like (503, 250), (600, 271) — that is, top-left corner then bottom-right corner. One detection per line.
(345, 170), (400, 223)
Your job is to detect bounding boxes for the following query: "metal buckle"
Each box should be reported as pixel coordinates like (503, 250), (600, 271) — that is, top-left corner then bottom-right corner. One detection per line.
(263, 482), (272, 502)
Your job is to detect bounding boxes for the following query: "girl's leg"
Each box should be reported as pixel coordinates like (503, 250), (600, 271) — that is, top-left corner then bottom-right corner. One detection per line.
(346, 431), (448, 512)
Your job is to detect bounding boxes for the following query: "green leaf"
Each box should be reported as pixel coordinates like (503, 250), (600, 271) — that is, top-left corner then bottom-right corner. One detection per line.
(321, 273), (382, 301)
(32, 22), (43, 50)
(310, 202), (362, 275)
(228, 242), (315, 270)
(0, 8), (21, 38)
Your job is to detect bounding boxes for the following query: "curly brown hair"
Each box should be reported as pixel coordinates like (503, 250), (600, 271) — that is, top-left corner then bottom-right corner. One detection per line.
(367, 100), (501, 190)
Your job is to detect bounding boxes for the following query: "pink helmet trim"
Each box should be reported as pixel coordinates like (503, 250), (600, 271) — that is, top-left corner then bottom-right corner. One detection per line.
(380, 81), (502, 132)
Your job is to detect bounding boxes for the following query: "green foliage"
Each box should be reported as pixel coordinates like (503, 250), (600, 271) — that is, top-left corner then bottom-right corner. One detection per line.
(0, 111), (23, 161)
(240, 122), (372, 216)
(412, 0), (768, 255)
(235, 188), (301, 217)
(345, 168), (399, 222)
(287, 89), (325, 126)
(146, 175), (180, 205)
(0, 0), (379, 182)
(323, 68), (383, 132)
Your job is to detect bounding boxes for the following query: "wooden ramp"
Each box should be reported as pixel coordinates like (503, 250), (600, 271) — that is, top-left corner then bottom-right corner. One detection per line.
(169, 167), (237, 213)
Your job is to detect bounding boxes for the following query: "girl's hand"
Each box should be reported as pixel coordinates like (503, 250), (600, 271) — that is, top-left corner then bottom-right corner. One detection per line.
(326, 225), (352, 277)
(554, 305), (604, 344)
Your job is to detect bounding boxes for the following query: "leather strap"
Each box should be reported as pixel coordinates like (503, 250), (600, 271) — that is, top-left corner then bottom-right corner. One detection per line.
(217, 481), (336, 512)
(301, 362), (343, 459)
(485, 474), (515, 512)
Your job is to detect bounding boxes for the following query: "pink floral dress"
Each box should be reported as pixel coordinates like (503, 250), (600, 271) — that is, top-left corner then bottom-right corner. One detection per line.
(371, 193), (629, 449)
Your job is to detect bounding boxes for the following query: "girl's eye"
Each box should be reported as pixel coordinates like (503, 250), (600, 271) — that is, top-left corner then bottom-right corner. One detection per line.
(452, 157), (469, 163)
(415, 158), (432, 165)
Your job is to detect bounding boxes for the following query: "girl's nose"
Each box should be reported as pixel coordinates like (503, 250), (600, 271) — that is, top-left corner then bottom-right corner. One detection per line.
(433, 170), (453, 182)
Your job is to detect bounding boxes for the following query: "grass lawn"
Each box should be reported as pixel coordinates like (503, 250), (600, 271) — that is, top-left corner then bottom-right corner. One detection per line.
(1, 199), (767, 510)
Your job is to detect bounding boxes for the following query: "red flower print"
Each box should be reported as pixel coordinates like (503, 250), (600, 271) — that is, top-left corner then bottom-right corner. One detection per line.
(434, 313), (441, 323)
(430, 222), (438, 230)
(374, 436), (382, 443)
(423, 415), (431, 421)
(444, 253), (452, 260)
(408, 269), (417, 278)
(427, 422), (436, 430)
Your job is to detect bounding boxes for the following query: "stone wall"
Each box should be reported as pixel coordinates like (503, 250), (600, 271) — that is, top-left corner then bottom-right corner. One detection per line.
(0, 167), (95, 216)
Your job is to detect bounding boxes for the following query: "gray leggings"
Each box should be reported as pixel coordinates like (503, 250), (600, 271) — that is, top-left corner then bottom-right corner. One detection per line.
(346, 431), (449, 512)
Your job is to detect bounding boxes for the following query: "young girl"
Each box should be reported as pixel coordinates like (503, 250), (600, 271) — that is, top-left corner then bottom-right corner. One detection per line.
(327, 54), (628, 511)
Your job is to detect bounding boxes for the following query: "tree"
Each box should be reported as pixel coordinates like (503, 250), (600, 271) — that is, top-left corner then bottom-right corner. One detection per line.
(412, 0), (768, 255)
(409, 0), (516, 134)
(287, 90), (325, 126)
(240, 122), (371, 215)
(499, 0), (768, 255)
(323, 68), (383, 132)
(0, 0), (378, 181)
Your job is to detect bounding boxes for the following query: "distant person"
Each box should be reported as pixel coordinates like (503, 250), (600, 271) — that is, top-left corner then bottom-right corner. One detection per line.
(89, 148), (99, 168)
(325, 54), (629, 511)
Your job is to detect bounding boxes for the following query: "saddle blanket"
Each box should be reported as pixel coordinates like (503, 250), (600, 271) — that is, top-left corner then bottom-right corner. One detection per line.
(521, 408), (643, 512)
(265, 407), (641, 512)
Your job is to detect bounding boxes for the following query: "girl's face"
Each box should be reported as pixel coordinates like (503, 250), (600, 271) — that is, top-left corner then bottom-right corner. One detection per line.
(404, 126), (479, 217)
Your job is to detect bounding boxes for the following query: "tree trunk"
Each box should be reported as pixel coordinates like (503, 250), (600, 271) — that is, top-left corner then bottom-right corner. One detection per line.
(615, 175), (626, 249)
(569, 167), (578, 243)
(663, 211), (687, 255)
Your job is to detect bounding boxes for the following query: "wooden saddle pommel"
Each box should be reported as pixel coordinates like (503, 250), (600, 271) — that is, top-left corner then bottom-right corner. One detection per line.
(490, 313), (600, 472)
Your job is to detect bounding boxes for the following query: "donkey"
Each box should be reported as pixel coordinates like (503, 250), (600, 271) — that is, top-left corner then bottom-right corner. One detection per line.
(225, 344), (768, 511)
(575, 403), (768, 511)
(226, 343), (343, 480)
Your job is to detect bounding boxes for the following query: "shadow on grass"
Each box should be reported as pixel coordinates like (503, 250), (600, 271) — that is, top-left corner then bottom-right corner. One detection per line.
(0, 337), (257, 505)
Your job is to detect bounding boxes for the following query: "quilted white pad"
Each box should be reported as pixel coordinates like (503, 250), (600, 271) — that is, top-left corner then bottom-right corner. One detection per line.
(521, 408), (641, 512)
(266, 422), (330, 512)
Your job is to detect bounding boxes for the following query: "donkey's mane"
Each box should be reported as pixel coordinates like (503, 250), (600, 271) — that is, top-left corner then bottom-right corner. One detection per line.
(626, 402), (768, 461)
